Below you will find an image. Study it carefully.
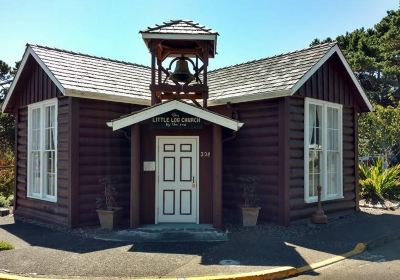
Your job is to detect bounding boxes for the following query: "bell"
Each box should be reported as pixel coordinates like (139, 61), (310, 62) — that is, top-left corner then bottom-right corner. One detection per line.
(169, 57), (195, 84)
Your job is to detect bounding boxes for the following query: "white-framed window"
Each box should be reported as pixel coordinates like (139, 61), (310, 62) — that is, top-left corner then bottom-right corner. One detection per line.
(304, 98), (343, 203)
(27, 98), (58, 202)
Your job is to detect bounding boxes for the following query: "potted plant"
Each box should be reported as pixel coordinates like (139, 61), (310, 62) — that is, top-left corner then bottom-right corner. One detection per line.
(238, 176), (260, 227)
(96, 176), (122, 230)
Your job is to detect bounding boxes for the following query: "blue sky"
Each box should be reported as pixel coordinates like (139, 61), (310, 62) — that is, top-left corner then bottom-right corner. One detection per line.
(1, 0), (398, 70)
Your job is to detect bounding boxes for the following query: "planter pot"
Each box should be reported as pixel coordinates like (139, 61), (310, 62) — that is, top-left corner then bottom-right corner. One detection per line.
(96, 207), (122, 230)
(241, 207), (261, 227)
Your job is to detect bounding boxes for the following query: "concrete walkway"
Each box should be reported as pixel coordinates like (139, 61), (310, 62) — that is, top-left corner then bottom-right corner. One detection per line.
(0, 208), (399, 279)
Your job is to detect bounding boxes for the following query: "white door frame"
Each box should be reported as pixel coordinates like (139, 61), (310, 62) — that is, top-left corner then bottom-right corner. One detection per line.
(155, 136), (199, 224)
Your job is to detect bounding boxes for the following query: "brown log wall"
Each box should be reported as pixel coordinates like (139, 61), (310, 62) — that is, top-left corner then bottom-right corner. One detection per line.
(13, 56), (67, 226)
(15, 97), (70, 226)
(77, 99), (142, 226)
(288, 54), (359, 221)
(218, 99), (281, 224)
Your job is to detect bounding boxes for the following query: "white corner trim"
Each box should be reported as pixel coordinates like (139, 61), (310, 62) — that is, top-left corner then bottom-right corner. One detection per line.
(290, 45), (373, 112)
(64, 89), (151, 106)
(1, 46), (65, 113)
(108, 100), (244, 131)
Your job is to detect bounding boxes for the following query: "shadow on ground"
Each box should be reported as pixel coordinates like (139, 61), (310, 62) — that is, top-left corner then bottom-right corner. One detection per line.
(0, 209), (399, 278)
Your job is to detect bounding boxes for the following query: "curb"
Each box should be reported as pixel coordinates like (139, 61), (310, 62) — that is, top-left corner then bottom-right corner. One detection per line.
(295, 242), (366, 274)
(1, 232), (400, 280)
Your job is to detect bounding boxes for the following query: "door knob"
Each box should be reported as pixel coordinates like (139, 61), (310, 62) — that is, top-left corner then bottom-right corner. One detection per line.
(192, 176), (196, 188)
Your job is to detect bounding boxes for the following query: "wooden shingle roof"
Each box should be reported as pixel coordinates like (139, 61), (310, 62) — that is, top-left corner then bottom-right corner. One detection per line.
(2, 42), (372, 112)
(30, 44), (152, 104)
(208, 43), (336, 105)
(140, 20), (218, 35)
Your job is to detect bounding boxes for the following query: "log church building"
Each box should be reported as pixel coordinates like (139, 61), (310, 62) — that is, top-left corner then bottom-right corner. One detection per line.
(2, 20), (372, 229)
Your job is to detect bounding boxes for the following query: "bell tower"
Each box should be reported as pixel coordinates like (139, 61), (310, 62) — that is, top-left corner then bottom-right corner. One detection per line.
(140, 20), (218, 107)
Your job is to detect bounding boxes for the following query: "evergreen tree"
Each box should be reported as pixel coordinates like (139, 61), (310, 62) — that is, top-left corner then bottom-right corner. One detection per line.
(311, 10), (400, 106)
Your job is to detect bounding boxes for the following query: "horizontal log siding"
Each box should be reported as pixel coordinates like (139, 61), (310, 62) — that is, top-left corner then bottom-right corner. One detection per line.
(289, 54), (359, 222)
(221, 99), (280, 223)
(77, 99), (142, 226)
(14, 97), (70, 226)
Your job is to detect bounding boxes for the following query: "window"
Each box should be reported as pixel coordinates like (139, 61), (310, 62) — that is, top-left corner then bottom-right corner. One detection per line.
(28, 99), (58, 202)
(304, 98), (343, 203)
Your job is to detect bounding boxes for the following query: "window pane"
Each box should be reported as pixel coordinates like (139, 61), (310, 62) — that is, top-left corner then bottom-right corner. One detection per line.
(44, 151), (56, 197)
(309, 104), (322, 148)
(45, 105), (56, 150)
(31, 151), (41, 194)
(308, 149), (321, 198)
(328, 129), (339, 151)
(32, 108), (40, 129)
(327, 107), (339, 129)
(327, 151), (339, 196)
(31, 108), (41, 150)
(307, 103), (323, 200)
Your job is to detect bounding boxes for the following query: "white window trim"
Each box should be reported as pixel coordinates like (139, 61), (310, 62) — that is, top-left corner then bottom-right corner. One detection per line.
(27, 98), (58, 203)
(304, 97), (343, 203)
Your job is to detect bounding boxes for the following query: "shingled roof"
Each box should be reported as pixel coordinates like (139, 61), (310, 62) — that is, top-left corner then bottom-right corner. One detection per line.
(29, 44), (151, 103)
(2, 42), (372, 112)
(208, 42), (335, 104)
(140, 20), (218, 35)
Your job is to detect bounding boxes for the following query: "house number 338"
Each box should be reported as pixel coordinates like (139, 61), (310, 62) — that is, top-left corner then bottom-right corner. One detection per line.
(200, 152), (211, 158)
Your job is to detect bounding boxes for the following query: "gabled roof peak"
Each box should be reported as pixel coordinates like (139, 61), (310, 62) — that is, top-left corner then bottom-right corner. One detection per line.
(140, 19), (218, 35)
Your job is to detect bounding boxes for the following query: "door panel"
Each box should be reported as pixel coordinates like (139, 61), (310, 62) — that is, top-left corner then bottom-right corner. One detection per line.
(157, 137), (198, 223)
(163, 190), (175, 215)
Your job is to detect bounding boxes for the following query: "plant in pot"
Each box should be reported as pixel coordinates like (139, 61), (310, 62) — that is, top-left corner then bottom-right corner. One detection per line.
(96, 176), (122, 230)
(238, 176), (260, 227)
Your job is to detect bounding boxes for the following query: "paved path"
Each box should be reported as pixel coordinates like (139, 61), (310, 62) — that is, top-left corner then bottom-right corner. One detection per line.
(292, 239), (400, 280)
(0, 208), (399, 279)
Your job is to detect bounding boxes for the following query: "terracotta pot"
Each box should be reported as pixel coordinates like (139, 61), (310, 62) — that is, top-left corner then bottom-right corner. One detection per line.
(241, 207), (260, 227)
(96, 207), (122, 230)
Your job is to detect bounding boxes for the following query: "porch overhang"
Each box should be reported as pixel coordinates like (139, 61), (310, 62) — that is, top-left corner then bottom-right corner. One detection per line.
(106, 100), (244, 131)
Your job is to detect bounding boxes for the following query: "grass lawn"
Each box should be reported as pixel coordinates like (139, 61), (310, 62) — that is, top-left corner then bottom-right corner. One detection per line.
(0, 241), (14, 251)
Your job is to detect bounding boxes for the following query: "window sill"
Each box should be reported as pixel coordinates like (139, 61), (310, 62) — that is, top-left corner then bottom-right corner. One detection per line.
(305, 195), (344, 204)
(27, 194), (57, 203)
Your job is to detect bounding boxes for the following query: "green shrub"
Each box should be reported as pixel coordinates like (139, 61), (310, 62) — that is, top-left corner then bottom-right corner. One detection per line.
(0, 148), (14, 198)
(0, 195), (9, 207)
(0, 241), (14, 251)
(7, 195), (13, 206)
(359, 158), (400, 205)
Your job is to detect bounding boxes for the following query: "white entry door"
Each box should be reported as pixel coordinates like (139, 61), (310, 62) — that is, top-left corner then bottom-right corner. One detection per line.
(156, 136), (198, 223)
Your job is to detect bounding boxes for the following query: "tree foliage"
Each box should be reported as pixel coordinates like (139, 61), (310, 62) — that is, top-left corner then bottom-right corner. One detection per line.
(312, 10), (400, 163)
(358, 104), (400, 164)
(0, 60), (17, 199)
(0, 148), (14, 199)
(0, 60), (15, 153)
(311, 10), (400, 106)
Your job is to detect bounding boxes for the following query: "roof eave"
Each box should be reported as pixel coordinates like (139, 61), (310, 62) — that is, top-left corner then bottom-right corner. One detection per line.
(141, 33), (217, 41)
(207, 89), (291, 107)
(65, 89), (151, 106)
